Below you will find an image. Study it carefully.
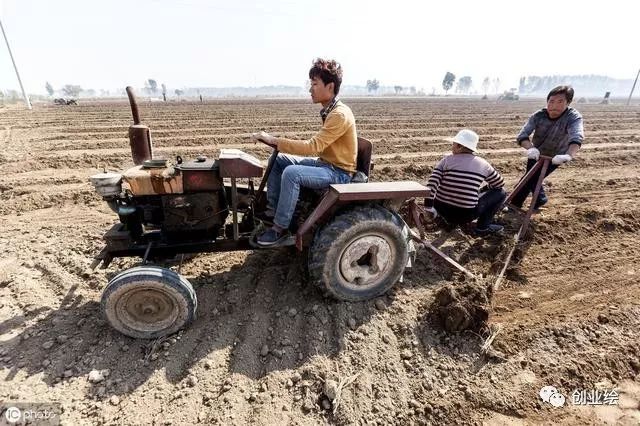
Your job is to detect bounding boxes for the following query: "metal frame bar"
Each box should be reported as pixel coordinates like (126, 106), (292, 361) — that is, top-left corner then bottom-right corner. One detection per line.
(407, 199), (475, 278)
(504, 156), (551, 236)
(231, 177), (239, 240)
(295, 190), (339, 250)
(493, 156), (552, 290)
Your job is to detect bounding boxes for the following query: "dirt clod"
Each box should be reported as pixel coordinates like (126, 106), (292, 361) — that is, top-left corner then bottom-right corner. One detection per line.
(429, 282), (492, 333)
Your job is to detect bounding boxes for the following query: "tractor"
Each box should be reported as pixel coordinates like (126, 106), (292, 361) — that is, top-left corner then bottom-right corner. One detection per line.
(54, 98), (78, 105)
(89, 87), (434, 339)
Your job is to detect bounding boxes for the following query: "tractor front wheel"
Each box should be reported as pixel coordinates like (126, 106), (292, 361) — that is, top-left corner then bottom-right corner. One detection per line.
(308, 205), (409, 301)
(101, 266), (197, 339)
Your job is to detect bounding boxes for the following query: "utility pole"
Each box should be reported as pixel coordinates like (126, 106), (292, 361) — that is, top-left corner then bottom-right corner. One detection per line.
(627, 68), (640, 106)
(0, 16), (31, 109)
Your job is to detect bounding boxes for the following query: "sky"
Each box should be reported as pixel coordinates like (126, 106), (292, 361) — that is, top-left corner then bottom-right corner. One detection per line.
(0, 0), (638, 95)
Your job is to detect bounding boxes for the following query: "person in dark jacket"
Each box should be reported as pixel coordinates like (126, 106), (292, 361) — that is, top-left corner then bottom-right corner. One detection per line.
(510, 85), (584, 209)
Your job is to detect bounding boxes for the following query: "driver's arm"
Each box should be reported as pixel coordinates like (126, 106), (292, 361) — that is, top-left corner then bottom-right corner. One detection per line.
(276, 112), (348, 156)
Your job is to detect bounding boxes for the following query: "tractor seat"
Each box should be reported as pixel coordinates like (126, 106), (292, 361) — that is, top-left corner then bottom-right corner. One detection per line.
(304, 137), (373, 198)
(355, 137), (372, 178)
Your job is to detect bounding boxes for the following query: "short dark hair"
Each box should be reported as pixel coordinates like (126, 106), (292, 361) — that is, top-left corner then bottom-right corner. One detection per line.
(547, 85), (574, 103)
(309, 58), (343, 96)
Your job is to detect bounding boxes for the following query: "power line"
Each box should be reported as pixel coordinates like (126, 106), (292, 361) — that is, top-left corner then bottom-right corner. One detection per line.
(627, 68), (639, 106)
(0, 16), (31, 109)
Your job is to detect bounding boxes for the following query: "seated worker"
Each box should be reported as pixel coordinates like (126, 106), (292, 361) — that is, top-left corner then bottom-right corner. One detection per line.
(510, 85), (584, 209)
(251, 58), (357, 247)
(424, 129), (506, 236)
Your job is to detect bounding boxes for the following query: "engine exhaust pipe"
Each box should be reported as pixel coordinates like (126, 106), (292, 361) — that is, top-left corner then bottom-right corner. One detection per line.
(126, 86), (153, 165)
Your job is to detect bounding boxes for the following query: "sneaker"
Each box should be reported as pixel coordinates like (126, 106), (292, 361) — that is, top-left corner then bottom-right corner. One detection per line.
(257, 228), (288, 247)
(474, 224), (504, 236)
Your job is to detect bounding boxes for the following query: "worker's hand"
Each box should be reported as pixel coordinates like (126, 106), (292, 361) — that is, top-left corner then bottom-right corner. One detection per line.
(552, 154), (572, 165)
(526, 147), (540, 160)
(251, 131), (277, 147)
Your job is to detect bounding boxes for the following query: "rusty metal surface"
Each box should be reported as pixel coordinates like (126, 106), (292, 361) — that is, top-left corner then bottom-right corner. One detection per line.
(129, 125), (153, 165)
(126, 86), (141, 125)
(295, 182), (430, 249)
(218, 149), (264, 178)
(521, 158), (550, 234)
(295, 190), (340, 250)
(405, 199), (475, 278)
(410, 231), (476, 278)
(504, 155), (552, 205)
(496, 157), (551, 290)
(255, 149), (279, 207)
(126, 86), (153, 165)
(331, 181), (430, 201)
(177, 158), (223, 192)
(231, 178), (239, 240)
(122, 165), (183, 195)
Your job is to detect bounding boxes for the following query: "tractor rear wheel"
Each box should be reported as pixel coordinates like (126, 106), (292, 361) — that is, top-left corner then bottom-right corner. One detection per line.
(308, 205), (409, 301)
(101, 266), (197, 339)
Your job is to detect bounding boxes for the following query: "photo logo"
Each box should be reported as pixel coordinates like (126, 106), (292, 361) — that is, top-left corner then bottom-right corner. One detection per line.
(539, 385), (566, 407)
(4, 406), (22, 423)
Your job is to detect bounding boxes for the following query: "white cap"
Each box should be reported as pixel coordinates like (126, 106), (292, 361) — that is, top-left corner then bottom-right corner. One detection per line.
(447, 129), (479, 152)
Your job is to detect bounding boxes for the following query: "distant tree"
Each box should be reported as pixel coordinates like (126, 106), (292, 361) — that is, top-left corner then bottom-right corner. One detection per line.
(366, 79), (380, 93)
(146, 79), (158, 94)
(457, 76), (472, 94)
(409, 86), (417, 95)
(84, 88), (96, 97)
(492, 77), (501, 94)
(394, 85), (403, 95)
(62, 84), (82, 97)
(174, 89), (184, 97)
(482, 77), (490, 95)
(442, 72), (455, 95)
(45, 82), (54, 97)
(519, 76), (526, 94)
(161, 83), (167, 102)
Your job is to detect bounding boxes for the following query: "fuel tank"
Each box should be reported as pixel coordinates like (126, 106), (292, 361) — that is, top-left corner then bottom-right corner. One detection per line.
(122, 159), (183, 195)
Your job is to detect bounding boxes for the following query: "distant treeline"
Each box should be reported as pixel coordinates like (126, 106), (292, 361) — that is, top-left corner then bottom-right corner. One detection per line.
(518, 75), (634, 98)
(178, 85), (418, 98)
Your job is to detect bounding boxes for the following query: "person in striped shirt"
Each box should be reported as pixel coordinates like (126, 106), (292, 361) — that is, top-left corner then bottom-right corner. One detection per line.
(425, 129), (506, 236)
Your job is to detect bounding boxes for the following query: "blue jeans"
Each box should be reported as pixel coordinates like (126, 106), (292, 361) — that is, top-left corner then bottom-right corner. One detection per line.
(267, 154), (352, 229)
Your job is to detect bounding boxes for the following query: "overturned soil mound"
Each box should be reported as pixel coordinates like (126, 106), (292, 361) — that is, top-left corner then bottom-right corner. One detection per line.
(429, 280), (492, 333)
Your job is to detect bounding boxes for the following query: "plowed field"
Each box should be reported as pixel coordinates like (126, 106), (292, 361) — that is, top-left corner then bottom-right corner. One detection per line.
(1, 98), (639, 425)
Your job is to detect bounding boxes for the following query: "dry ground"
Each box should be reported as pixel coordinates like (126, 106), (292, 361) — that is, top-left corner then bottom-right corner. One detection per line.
(1, 98), (639, 425)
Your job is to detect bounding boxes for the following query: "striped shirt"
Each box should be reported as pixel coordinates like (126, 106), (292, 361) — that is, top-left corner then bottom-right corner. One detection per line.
(426, 153), (504, 209)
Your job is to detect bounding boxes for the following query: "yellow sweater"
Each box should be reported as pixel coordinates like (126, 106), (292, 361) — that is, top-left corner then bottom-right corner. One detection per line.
(275, 101), (357, 173)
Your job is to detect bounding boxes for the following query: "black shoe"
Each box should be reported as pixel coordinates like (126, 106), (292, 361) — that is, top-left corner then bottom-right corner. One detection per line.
(257, 228), (289, 247)
(533, 196), (548, 210)
(511, 200), (524, 209)
(474, 224), (504, 236)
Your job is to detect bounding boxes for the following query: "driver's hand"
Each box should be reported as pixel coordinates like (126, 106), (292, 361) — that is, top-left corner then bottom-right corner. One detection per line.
(250, 131), (277, 147)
